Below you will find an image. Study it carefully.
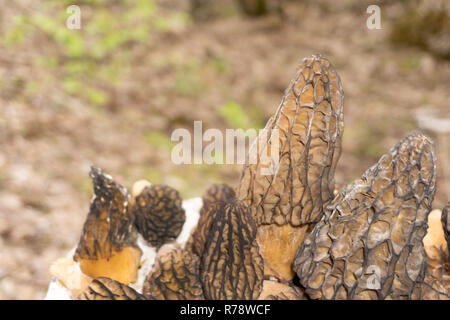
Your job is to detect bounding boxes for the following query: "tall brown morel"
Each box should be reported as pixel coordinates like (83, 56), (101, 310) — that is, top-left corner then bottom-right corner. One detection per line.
(236, 54), (344, 281)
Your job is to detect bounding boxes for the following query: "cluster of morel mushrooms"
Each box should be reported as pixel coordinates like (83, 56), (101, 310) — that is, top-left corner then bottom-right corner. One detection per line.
(48, 55), (449, 300)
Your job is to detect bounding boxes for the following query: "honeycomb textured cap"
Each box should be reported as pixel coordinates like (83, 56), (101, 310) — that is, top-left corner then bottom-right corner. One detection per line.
(236, 54), (344, 227)
(201, 200), (264, 300)
(132, 184), (186, 248)
(186, 202), (222, 258)
(77, 277), (146, 300)
(442, 202), (450, 256)
(186, 184), (236, 257)
(143, 245), (204, 300)
(294, 132), (436, 300)
(74, 166), (137, 261)
(201, 184), (236, 215)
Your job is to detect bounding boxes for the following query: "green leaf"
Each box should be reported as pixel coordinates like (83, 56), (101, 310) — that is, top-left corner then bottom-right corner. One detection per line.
(144, 131), (174, 150)
(84, 87), (109, 106)
(218, 101), (252, 129)
(62, 78), (82, 94)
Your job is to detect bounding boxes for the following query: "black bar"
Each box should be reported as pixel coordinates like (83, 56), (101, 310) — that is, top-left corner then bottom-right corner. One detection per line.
(0, 300), (447, 319)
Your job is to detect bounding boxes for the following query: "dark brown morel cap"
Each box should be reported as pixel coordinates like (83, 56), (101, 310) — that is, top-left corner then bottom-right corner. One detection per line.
(237, 54), (344, 226)
(294, 132), (436, 300)
(201, 200), (264, 300)
(186, 202), (222, 258)
(74, 167), (141, 284)
(132, 184), (186, 248)
(200, 183), (235, 215)
(143, 244), (204, 300)
(77, 277), (146, 300)
(186, 184), (235, 257)
(442, 202), (450, 256)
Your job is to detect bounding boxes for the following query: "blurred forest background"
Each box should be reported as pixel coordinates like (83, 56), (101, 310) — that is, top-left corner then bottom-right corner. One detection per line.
(0, 0), (449, 299)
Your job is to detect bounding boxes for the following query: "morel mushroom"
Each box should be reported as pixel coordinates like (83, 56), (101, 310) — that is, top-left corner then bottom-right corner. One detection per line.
(73, 167), (142, 285)
(143, 244), (204, 300)
(132, 184), (186, 248)
(201, 200), (264, 300)
(199, 184), (236, 215)
(442, 202), (450, 256)
(236, 54), (344, 280)
(77, 277), (146, 300)
(186, 184), (235, 257)
(186, 202), (221, 258)
(294, 132), (436, 300)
